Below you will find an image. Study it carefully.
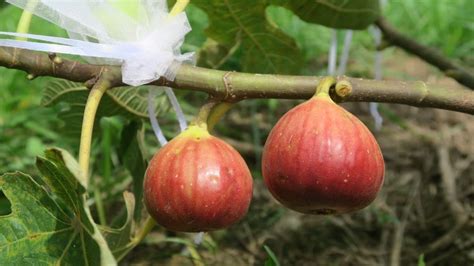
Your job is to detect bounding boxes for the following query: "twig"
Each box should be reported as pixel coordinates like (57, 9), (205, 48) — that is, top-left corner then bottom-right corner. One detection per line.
(437, 142), (468, 224)
(375, 18), (474, 89)
(425, 221), (468, 254)
(424, 127), (471, 253)
(390, 178), (420, 266)
(0, 47), (473, 114)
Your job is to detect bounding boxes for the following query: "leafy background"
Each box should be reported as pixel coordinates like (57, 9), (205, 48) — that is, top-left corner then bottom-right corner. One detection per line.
(0, 0), (473, 265)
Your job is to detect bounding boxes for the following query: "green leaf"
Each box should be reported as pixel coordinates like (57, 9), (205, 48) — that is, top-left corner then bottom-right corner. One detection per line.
(118, 121), (147, 221)
(263, 245), (280, 266)
(99, 191), (136, 261)
(283, 0), (380, 30)
(192, 1), (303, 74)
(0, 148), (115, 265)
(41, 80), (170, 138)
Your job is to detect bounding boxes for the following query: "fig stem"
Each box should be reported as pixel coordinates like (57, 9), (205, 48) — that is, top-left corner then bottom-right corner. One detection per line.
(314, 76), (337, 98)
(193, 101), (234, 132)
(192, 100), (218, 130)
(207, 102), (235, 132)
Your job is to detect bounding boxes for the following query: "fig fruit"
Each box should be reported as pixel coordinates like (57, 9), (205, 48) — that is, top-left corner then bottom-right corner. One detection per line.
(144, 125), (253, 232)
(262, 77), (384, 215)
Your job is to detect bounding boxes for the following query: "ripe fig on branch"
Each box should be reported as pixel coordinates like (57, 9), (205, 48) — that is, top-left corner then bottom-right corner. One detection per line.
(262, 77), (385, 215)
(144, 124), (253, 232)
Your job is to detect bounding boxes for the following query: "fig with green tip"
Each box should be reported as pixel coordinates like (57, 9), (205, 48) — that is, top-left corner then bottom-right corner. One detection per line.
(144, 125), (253, 232)
(262, 77), (385, 215)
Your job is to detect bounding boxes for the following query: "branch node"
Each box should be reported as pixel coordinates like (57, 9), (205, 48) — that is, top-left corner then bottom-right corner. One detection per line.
(48, 53), (63, 65)
(335, 80), (352, 98)
(47, 52), (56, 61)
(222, 71), (236, 101)
(53, 56), (63, 65)
(84, 67), (109, 89)
(417, 81), (429, 103)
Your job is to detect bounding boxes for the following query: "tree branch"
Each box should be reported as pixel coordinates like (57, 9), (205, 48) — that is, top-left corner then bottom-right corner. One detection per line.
(1, 47), (473, 114)
(375, 18), (474, 90)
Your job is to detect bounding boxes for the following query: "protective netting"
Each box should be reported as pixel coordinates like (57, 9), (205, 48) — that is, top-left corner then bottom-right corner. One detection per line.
(0, 0), (194, 86)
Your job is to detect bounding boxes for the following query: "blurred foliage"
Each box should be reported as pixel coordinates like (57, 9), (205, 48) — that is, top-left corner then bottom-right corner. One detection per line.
(384, 0), (474, 63)
(282, 0), (380, 30)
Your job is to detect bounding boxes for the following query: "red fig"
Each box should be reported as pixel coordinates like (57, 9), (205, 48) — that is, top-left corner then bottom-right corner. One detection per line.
(262, 77), (384, 215)
(144, 125), (253, 232)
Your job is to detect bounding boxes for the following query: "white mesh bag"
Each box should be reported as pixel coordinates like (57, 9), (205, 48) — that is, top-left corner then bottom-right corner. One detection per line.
(0, 0), (194, 86)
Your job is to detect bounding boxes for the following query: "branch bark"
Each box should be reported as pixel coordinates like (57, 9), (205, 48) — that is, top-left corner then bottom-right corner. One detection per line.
(375, 18), (474, 90)
(1, 47), (473, 114)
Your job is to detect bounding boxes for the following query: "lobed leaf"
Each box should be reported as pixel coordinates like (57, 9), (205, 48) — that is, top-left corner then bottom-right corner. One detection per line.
(0, 148), (115, 265)
(117, 121), (147, 221)
(191, 0), (380, 72)
(283, 0), (380, 30)
(192, 0), (304, 74)
(99, 191), (136, 261)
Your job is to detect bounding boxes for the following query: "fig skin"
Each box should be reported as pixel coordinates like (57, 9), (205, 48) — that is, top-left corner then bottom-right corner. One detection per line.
(144, 125), (253, 232)
(262, 94), (385, 215)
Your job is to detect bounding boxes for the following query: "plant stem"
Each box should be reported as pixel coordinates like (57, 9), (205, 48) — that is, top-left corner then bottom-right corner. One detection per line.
(187, 244), (204, 266)
(16, 13), (32, 41)
(15, 1), (38, 40)
(78, 76), (111, 186)
(134, 216), (156, 244)
(192, 100), (218, 129)
(207, 102), (234, 132)
(169, 0), (190, 17)
(94, 184), (107, 225)
(193, 101), (236, 132)
(314, 76), (336, 97)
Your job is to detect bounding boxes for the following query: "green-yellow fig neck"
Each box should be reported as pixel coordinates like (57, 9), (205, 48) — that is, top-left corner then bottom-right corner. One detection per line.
(313, 76), (336, 101)
(178, 125), (211, 140)
(191, 100), (231, 133)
